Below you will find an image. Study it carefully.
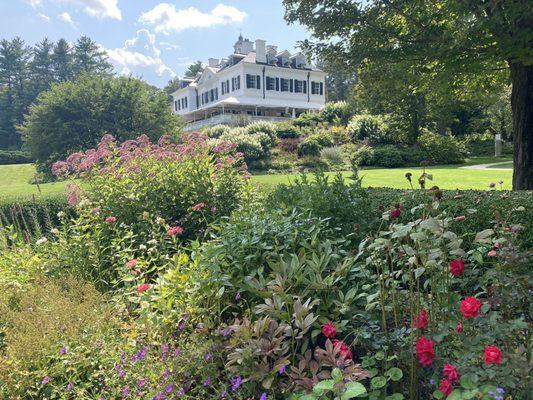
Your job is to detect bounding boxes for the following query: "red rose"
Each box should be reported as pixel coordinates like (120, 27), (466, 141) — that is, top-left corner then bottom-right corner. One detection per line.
(137, 283), (151, 294)
(449, 259), (465, 276)
(390, 208), (401, 219)
(105, 216), (117, 224)
(167, 226), (184, 236)
(412, 309), (429, 329)
(415, 337), (435, 367)
(443, 363), (459, 383)
(483, 345), (502, 365)
(460, 297), (482, 318)
(439, 379), (453, 397)
(332, 339), (352, 360)
(321, 322), (337, 338)
(456, 322), (463, 333)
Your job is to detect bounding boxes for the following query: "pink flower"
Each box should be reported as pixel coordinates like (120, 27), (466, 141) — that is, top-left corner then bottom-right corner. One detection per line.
(321, 322), (337, 338)
(126, 259), (137, 269)
(439, 379), (453, 397)
(191, 202), (205, 211)
(460, 297), (482, 319)
(449, 259), (465, 276)
(137, 283), (151, 294)
(105, 216), (117, 224)
(454, 215), (465, 222)
(443, 363), (459, 383)
(332, 339), (352, 360)
(483, 345), (503, 365)
(390, 208), (401, 219)
(167, 226), (184, 236)
(412, 309), (429, 329)
(487, 249), (498, 257)
(456, 322), (463, 333)
(415, 337), (435, 366)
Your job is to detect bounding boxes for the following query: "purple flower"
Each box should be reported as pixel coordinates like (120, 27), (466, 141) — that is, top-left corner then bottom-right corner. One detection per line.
(429, 378), (435, 385)
(222, 327), (231, 337)
(279, 364), (286, 375)
(67, 382), (73, 391)
(496, 388), (505, 394)
(165, 384), (174, 393)
(173, 348), (181, 357)
(176, 388), (185, 397)
(162, 343), (169, 355)
(235, 292), (241, 301)
(162, 369), (171, 379)
(220, 390), (227, 398)
(178, 322), (186, 330)
(203, 376), (211, 386)
(152, 394), (164, 400)
(204, 353), (212, 361)
(42, 376), (50, 385)
(230, 375), (242, 392)
(121, 385), (129, 397)
(137, 378), (147, 388)
(59, 346), (67, 355)
(260, 393), (267, 400)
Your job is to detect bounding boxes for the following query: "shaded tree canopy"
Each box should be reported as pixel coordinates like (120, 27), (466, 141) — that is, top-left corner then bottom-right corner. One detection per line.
(284, 0), (533, 189)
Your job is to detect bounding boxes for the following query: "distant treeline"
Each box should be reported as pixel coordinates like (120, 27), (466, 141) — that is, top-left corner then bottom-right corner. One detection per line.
(0, 36), (112, 149)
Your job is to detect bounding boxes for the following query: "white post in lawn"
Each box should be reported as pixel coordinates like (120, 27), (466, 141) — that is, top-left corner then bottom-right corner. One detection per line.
(495, 134), (502, 157)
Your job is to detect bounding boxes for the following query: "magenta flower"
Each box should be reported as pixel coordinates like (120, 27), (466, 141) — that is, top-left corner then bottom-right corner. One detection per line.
(42, 376), (50, 385)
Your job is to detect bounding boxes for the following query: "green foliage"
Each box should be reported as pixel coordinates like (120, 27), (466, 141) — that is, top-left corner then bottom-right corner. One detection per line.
(294, 111), (323, 127)
(0, 276), (119, 398)
(244, 121), (278, 141)
(347, 114), (390, 145)
(203, 124), (232, 138)
(0, 150), (31, 164)
(320, 146), (345, 169)
(268, 170), (375, 242)
(320, 101), (353, 125)
(417, 130), (465, 164)
(276, 122), (301, 139)
(462, 134), (513, 157)
(298, 137), (323, 157)
(21, 75), (182, 170)
(369, 145), (407, 168)
(218, 128), (272, 162)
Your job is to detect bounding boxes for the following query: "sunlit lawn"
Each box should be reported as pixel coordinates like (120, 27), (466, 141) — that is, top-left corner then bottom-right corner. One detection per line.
(0, 158), (513, 201)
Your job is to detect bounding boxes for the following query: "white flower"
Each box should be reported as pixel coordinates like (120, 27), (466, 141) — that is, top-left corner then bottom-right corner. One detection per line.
(57, 211), (65, 218)
(51, 228), (60, 235)
(36, 237), (48, 245)
(156, 217), (165, 225)
(147, 239), (157, 245)
(78, 199), (90, 207)
(139, 244), (147, 250)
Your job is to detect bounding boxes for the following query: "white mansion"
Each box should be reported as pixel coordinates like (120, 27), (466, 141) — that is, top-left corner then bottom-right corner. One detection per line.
(171, 35), (326, 131)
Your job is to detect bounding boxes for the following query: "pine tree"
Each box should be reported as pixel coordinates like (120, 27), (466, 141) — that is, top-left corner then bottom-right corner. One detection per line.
(73, 36), (112, 76)
(29, 38), (54, 100)
(52, 39), (74, 82)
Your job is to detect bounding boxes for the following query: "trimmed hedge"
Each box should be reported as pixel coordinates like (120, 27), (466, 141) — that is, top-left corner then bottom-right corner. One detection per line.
(0, 195), (70, 237)
(0, 150), (32, 165)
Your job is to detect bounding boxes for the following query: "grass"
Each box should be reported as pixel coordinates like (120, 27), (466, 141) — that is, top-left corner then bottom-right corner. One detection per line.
(0, 157), (514, 201)
(486, 161), (513, 169)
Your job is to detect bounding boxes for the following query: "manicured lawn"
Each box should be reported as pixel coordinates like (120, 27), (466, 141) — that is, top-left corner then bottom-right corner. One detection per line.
(252, 166), (513, 190)
(0, 158), (514, 201)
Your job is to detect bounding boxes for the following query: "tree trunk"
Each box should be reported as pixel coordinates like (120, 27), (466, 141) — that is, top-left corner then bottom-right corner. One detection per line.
(509, 62), (533, 190)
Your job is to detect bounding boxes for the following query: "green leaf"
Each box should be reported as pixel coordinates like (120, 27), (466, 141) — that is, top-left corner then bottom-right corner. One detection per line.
(480, 303), (491, 314)
(313, 379), (335, 393)
(340, 382), (367, 399)
(460, 374), (478, 390)
(414, 267), (425, 279)
(375, 351), (385, 360)
(371, 376), (387, 389)
(447, 390), (462, 400)
(332, 368), (343, 383)
(385, 367), (403, 382)
(386, 394), (404, 400)
(433, 390), (444, 399)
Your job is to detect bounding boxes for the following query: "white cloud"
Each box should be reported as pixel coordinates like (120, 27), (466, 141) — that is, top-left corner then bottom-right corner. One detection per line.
(38, 13), (51, 22)
(27, 0), (43, 8)
(58, 11), (76, 27)
(139, 3), (246, 34)
(102, 29), (176, 79)
(63, 0), (122, 20)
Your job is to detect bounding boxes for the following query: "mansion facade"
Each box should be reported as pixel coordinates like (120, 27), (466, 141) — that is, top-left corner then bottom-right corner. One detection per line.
(171, 35), (326, 131)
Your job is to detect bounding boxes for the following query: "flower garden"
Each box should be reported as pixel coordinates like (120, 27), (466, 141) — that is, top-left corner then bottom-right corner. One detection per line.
(0, 133), (531, 400)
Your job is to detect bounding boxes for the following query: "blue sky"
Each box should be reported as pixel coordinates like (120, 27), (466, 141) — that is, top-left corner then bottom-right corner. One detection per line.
(0, 1), (311, 87)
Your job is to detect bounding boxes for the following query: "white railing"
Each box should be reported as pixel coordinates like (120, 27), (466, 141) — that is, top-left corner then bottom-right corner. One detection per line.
(183, 114), (291, 131)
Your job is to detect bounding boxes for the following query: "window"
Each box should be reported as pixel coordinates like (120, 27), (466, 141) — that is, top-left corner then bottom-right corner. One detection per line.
(184, 97), (188, 108)
(246, 74), (261, 89)
(221, 81), (226, 95)
(320, 82), (324, 95)
(276, 77), (280, 91)
(311, 81), (322, 95)
(289, 79), (294, 92)
(174, 100), (178, 112)
(294, 80), (303, 93)
(210, 89), (214, 102)
(303, 81), (307, 94)
(215, 88), (218, 101)
(266, 76), (276, 91)
(232, 76), (241, 91)
(280, 78), (289, 92)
